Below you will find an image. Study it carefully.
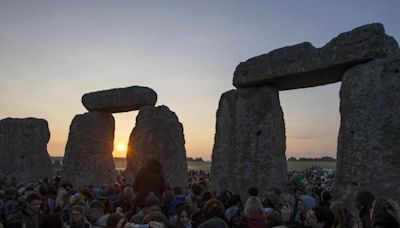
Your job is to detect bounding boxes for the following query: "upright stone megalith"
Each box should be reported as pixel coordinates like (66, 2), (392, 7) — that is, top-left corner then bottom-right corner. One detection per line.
(125, 105), (187, 190)
(0, 118), (53, 184)
(62, 112), (116, 187)
(210, 86), (287, 199)
(335, 54), (400, 211)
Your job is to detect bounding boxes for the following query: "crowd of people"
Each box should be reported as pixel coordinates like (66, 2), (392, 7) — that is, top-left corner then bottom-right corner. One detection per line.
(0, 159), (399, 228)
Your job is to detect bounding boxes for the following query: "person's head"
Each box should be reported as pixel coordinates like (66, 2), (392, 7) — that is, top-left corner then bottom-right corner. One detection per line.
(173, 186), (183, 196)
(305, 206), (334, 228)
(329, 201), (350, 227)
(25, 193), (42, 214)
(145, 192), (161, 213)
(55, 188), (68, 207)
(203, 198), (225, 219)
(177, 204), (191, 226)
(219, 190), (232, 204)
(191, 183), (202, 196)
(281, 193), (296, 208)
(321, 191), (332, 202)
(162, 188), (174, 202)
(143, 211), (169, 227)
(248, 187), (258, 197)
(294, 187), (304, 199)
(106, 213), (127, 228)
(262, 197), (275, 209)
(356, 191), (375, 212)
(244, 196), (264, 218)
(227, 194), (242, 208)
(198, 218), (229, 228)
(70, 192), (85, 206)
(370, 198), (399, 228)
(39, 184), (49, 197)
(265, 211), (283, 228)
(202, 191), (213, 203)
(199, 181), (207, 192)
(87, 200), (105, 222)
(122, 186), (134, 199)
(70, 205), (85, 224)
(298, 195), (316, 214)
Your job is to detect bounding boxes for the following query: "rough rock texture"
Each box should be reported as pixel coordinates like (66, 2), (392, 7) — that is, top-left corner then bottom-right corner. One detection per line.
(125, 105), (187, 190)
(62, 112), (116, 187)
(234, 23), (399, 90)
(210, 86), (287, 200)
(0, 118), (53, 184)
(335, 54), (400, 214)
(82, 86), (157, 113)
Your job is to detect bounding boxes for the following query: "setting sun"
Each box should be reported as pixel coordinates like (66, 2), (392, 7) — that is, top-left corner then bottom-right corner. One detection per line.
(117, 142), (127, 153)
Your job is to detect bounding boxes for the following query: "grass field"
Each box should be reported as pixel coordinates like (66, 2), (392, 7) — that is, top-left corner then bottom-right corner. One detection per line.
(187, 161), (336, 172)
(114, 160), (336, 172)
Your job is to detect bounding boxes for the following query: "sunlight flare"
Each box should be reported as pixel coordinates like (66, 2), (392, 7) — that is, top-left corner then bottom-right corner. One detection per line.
(117, 142), (127, 153)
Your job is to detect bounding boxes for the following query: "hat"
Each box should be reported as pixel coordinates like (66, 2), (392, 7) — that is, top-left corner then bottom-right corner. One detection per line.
(145, 192), (160, 208)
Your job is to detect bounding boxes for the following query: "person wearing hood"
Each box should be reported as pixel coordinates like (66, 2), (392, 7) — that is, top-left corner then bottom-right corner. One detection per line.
(133, 159), (167, 208)
(294, 194), (316, 224)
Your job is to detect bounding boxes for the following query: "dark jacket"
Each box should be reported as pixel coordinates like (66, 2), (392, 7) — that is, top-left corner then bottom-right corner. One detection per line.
(7, 209), (46, 228)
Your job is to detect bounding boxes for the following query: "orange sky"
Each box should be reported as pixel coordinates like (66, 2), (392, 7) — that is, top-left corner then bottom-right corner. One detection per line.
(1, 1), (399, 161)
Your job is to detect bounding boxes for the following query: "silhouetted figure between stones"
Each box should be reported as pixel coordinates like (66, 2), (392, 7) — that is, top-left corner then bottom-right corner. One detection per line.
(133, 159), (168, 208)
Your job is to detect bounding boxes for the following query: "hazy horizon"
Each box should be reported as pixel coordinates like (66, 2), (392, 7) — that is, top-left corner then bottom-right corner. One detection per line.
(1, 1), (399, 160)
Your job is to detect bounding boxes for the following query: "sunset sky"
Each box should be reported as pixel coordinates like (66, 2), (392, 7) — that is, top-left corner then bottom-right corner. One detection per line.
(1, 1), (399, 160)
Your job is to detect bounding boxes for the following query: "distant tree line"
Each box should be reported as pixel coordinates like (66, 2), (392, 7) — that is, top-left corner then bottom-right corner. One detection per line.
(287, 156), (336, 162)
(187, 157), (204, 162)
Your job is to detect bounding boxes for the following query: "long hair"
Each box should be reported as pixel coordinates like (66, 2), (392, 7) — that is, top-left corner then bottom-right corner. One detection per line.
(203, 198), (225, 219)
(330, 201), (350, 228)
(244, 196), (264, 218)
(55, 189), (68, 208)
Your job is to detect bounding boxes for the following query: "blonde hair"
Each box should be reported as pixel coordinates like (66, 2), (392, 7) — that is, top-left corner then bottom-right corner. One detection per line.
(69, 193), (84, 206)
(55, 189), (68, 208)
(244, 196), (264, 218)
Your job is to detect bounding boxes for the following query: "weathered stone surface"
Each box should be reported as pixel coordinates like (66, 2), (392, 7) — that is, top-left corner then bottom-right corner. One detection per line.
(0, 118), (53, 184)
(210, 86), (287, 200)
(125, 105), (187, 190)
(82, 86), (157, 113)
(234, 23), (399, 90)
(335, 54), (400, 214)
(62, 112), (115, 187)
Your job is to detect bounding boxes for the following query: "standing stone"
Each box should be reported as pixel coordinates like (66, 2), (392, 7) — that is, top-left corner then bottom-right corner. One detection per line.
(62, 112), (115, 187)
(0, 118), (53, 184)
(82, 86), (157, 113)
(335, 54), (400, 214)
(125, 105), (187, 190)
(210, 86), (287, 200)
(233, 23), (399, 90)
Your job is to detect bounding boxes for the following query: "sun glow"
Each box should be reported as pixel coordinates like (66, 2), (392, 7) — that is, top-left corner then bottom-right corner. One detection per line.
(117, 142), (127, 153)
